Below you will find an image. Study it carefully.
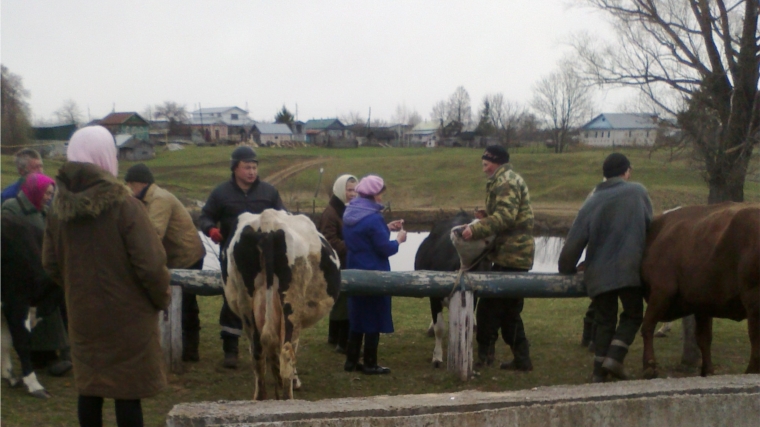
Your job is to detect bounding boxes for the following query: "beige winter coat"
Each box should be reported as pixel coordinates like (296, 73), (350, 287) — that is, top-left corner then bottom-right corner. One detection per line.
(43, 162), (170, 399)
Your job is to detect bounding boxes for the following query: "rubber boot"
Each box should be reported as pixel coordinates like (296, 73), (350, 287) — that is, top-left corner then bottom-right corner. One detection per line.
(335, 320), (350, 354)
(47, 348), (72, 377)
(343, 338), (363, 372)
(327, 320), (339, 345)
(183, 329), (200, 362)
(592, 359), (607, 383)
(500, 340), (533, 372)
(474, 342), (494, 369)
(222, 336), (239, 369)
(581, 320), (594, 347)
(361, 346), (390, 375)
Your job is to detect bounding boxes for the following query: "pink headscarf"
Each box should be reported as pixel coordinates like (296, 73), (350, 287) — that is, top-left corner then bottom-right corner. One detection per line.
(21, 173), (56, 211)
(66, 125), (119, 177)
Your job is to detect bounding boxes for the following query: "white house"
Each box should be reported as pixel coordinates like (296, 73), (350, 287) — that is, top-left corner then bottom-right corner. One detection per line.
(189, 106), (255, 142)
(251, 123), (293, 146)
(407, 121), (442, 147)
(580, 113), (659, 147)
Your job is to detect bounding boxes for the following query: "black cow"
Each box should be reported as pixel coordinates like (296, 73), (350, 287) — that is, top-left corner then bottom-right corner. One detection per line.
(414, 211), (491, 367)
(1, 216), (63, 398)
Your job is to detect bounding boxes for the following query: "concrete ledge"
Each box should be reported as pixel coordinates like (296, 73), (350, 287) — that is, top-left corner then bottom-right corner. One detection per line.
(167, 375), (760, 427)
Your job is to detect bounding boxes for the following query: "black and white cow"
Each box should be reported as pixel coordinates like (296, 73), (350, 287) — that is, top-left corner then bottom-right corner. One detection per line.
(414, 211), (492, 367)
(1, 216), (63, 398)
(225, 209), (340, 400)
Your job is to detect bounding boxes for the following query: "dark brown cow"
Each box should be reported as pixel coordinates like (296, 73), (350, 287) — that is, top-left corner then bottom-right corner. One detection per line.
(640, 202), (759, 378)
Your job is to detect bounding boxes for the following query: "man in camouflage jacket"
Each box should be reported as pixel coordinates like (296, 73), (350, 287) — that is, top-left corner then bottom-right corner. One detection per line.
(463, 145), (535, 371)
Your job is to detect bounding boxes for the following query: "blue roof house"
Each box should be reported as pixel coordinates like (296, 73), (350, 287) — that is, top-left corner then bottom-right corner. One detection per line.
(580, 113), (659, 147)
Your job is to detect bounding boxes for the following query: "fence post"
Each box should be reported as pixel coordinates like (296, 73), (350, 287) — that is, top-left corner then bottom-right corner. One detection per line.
(160, 285), (184, 374)
(447, 290), (474, 381)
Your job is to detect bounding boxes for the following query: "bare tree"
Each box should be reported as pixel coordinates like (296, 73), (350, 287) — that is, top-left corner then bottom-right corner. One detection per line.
(391, 103), (422, 127)
(153, 101), (189, 124)
(340, 110), (364, 126)
(573, 0), (759, 203)
(531, 63), (594, 153)
(54, 99), (83, 125)
(488, 93), (527, 147)
(447, 86), (472, 126)
(430, 100), (448, 123)
(1, 65), (32, 148)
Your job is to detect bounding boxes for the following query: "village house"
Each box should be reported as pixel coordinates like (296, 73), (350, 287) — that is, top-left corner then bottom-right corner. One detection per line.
(250, 123), (293, 146)
(115, 134), (155, 161)
(579, 113), (659, 147)
(97, 112), (150, 141)
(303, 118), (353, 146)
(189, 106), (255, 143)
(406, 121), (442, 147)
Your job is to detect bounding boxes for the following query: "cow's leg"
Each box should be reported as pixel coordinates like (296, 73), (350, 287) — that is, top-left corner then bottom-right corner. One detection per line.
(428, 297), (443, 337)
(290, 339), (302, 390)
(694, 315), (714, 376)
(746, 307), (760, 373)
(251, 326), (267, 401)
(640, 289), (674, 379)
(1, 312), (19, 387)
(5, 308), (49, 398)
(432, 311), (445, 368)
(654, 321), (672, 338)
(278, 341), (295, 400)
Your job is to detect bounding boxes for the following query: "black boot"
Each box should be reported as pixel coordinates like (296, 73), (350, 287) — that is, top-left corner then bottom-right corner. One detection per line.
(328, 320), (339, 345)
(48, 348), (73, 377)
(474, 341), (494, 369)
(581, 320), (594, 347)
(335, 320), (350, 354)
(361, 346), (390, 375)
(183, 329), (200, 362)
(500, 340), (533, 372)
(222, 336), (239, 369)
(344, 338), (363, 372)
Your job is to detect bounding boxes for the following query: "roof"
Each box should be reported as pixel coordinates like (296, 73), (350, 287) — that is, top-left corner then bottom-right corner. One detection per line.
(191, 106), (248, 115)
(253, 123), (293, 135)
(304, 118), (344, 130)
(582, 113), (658, 130)
(409, 120), (442, 135)
(114, 134), (135, 148)
(99, 112), (148, 126)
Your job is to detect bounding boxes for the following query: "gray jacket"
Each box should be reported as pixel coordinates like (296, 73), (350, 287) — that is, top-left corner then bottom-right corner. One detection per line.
(558, 177), (653, 298)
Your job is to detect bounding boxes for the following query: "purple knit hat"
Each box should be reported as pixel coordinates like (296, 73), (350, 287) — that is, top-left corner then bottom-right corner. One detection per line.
(355, 175), (385, 197)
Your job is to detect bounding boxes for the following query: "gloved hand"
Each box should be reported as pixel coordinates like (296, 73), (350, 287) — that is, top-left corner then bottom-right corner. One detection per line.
(209, 227), (223, 244)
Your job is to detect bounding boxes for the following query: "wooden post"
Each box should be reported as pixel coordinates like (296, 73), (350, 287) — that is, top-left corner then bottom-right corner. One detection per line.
(447, 290), (474, 381)
(160, 285), (184, 374)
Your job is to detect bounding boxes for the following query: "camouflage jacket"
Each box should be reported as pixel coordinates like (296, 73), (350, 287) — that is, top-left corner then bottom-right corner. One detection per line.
(469, 163), (535, 270)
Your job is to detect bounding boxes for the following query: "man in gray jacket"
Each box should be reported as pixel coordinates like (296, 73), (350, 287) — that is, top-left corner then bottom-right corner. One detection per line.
(558, 153), (653, 382)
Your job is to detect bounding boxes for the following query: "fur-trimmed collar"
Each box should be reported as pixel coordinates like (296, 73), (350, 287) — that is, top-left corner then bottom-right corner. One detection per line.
(52, 162), (131, 222)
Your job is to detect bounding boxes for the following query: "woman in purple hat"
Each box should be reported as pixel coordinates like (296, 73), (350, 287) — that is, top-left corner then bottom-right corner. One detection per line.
(342, 175), (406, 375)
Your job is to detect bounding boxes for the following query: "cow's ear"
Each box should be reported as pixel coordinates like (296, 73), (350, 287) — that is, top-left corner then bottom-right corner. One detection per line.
(234, 225), (262, 297)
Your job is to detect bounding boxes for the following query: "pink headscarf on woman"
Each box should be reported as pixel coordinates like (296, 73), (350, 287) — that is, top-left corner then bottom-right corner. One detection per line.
(20, 173), (56, 211)
(66, 125), (119, 177)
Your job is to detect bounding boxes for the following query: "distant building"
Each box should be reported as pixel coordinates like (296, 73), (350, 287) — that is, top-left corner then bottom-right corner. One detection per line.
(407, 121), (442, 147)
(115, 134), (155, 161)
(250, 123), (294, 146)
(33, 123), (78, 141)
(303, 118), (352, 146)
(580, 113), (659, 147)
(189, 106), (255, 143)
(97, 112), (150, 141)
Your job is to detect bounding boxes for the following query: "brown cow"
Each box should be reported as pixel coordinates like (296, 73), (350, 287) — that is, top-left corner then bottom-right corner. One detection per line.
(640, 202), (759, 378)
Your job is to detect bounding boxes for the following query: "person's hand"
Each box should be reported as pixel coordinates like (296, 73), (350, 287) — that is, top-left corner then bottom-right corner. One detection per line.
(396, 229), (407, 243)
(208, 227), (223, 244)
(387, 219), (404, 231)
(474, 209), (487, 220)
(462, 225), (473, 241)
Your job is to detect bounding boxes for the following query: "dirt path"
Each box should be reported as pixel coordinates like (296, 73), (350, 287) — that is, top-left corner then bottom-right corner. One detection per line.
(263, 158), (327, 187)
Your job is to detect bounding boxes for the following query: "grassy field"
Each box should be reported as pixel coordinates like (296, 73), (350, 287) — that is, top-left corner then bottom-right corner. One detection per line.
(1, 296), (753, 427)
(1, 145), (758, 426)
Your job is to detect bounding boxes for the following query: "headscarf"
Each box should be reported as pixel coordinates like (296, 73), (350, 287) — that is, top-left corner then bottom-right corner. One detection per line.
(66, 125), (119, 177)
(20, 172), (55, 211)
(332, 174), (357, 204)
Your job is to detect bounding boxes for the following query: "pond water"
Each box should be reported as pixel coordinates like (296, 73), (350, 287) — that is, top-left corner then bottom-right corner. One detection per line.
(200, 232), (580, 274)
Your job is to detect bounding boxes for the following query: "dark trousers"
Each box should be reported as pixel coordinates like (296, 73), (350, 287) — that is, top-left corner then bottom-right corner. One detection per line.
(476, 266), (529, 350)
(219, 252), (242, 341)
(593, 287), (644, 364)
(348, 331), (380, 350)
(78, 395), (143, 427)
(182, 258), (204, 333)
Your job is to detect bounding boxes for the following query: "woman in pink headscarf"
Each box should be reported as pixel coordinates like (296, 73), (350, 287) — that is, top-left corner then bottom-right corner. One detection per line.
(1, 172), (56, 230)
(43, 125), (170, 427)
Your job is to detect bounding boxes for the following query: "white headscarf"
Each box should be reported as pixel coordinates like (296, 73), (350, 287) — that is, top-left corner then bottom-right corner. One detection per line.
(332, 174), (357, 204)
(66, 125), (119, 177)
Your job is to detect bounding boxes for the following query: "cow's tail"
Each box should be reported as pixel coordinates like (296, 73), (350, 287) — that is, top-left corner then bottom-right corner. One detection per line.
(261, 232), (279, 350)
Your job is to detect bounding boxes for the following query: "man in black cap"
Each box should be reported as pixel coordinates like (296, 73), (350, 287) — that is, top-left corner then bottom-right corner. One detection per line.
(461, 145), (536, 372)
(125, 163), (207, 362)
(198, 146), (285, 368)
(558, 153), (653, 383)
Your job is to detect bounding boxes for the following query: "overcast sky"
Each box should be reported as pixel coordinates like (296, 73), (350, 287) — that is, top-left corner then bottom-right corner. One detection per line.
(2, 0), (632, 124)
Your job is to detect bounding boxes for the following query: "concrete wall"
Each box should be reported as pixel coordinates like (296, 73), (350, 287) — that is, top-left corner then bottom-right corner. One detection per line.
(167, 375), (760, 427)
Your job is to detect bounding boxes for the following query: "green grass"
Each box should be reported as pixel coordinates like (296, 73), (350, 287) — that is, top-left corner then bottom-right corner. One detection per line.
(1, 297), (752, 426)
(1, 145), (757, 426)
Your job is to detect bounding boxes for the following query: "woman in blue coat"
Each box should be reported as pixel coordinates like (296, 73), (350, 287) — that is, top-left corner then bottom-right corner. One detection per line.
(343, 175), (406, 375)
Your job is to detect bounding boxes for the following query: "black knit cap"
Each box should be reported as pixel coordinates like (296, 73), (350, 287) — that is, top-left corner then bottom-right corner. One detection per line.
(230, 146), (258, 170)
(482, 145), (509, 165)
(124, 163), (154, 184)
(602, 153), (631, 178)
